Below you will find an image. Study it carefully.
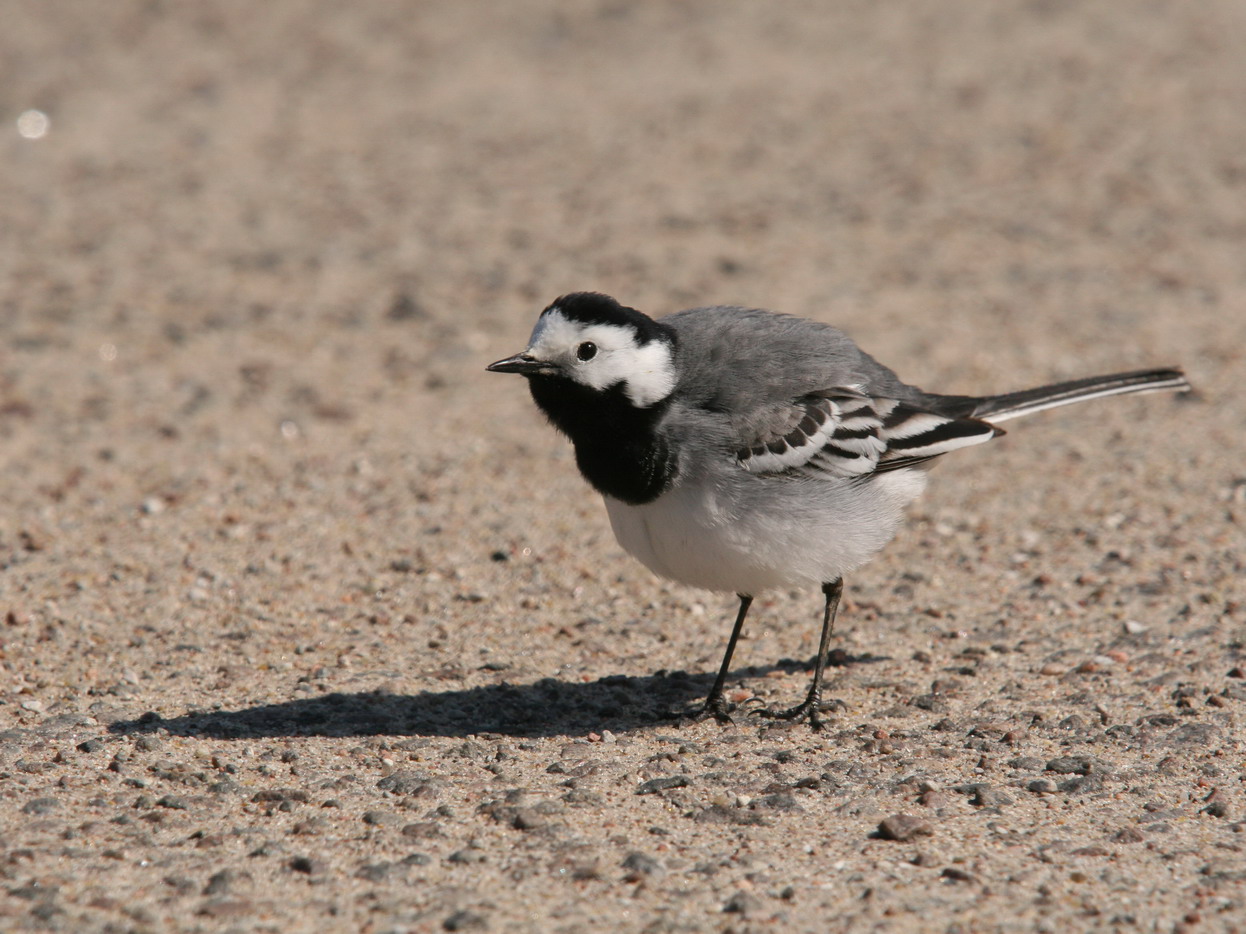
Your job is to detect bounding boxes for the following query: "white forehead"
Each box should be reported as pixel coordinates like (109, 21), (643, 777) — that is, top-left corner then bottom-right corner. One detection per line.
(527, 307), (675, 408)
(527, 307), (638, 353)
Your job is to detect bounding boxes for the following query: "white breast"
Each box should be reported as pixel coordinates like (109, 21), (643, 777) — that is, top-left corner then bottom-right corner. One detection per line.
(603, 469), (928, 595)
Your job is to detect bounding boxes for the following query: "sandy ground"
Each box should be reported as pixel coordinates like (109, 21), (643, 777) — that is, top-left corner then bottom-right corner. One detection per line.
(2, 2), (1245, 932)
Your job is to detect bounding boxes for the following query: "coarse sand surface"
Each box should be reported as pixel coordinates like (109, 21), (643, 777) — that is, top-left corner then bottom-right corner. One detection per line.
(2, 3), (1244, 932)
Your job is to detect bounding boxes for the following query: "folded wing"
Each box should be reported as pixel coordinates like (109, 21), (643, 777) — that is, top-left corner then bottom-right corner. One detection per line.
(736, 389), (1001, 478)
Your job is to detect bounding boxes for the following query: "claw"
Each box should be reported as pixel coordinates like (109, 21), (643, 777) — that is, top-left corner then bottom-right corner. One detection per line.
(694, 696), (736, 724)
(750, 698), (826, 730)
(668, 697), (736, 724)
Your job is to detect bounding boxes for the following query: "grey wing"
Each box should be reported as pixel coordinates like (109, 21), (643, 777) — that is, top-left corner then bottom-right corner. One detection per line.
(736, 388), (1002, 479)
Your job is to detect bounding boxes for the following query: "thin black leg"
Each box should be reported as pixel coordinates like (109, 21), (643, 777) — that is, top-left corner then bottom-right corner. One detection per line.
(695, 593), (753, 723)
(753, 578), (843, 730)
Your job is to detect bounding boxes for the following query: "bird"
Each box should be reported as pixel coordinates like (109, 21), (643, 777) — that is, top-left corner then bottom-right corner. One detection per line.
(487, 291), (1190, 729)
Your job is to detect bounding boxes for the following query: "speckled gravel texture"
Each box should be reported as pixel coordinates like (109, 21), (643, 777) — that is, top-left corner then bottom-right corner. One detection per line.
(2, 3), (1245, 933)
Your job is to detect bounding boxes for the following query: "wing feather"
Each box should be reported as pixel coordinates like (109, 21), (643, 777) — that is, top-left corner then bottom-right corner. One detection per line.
(736, 389), (1000, 478)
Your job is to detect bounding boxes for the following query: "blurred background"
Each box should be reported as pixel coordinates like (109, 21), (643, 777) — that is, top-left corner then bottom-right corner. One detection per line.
(1, 3), (1243, 930)
(2, 0), (1241, 681)
(4, 1), (1241, 687)
(3, 0), (1243, 690)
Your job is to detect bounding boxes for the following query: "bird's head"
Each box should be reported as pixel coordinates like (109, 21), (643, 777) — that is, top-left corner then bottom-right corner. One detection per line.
(487, 292), (677, 409)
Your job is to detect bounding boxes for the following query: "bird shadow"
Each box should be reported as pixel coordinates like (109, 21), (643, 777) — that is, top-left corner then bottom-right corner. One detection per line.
(106, 653), (886, 740)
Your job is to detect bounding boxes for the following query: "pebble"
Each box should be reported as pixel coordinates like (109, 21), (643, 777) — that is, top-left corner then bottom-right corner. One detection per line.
(288, 856), (328, 876)
(621, 852), (664, 879)
(377, 771), (434, 795)
(203, 869), (248, 895)
(877, 814), (934, 841)
(197, 898), (254, 918)
(723, 891), (763, 916)
(636, 776), (690, 795)
(443, 909), (488, 931)
(356, 862), (393, 882)
(510, 807), (548, 831)
(972, 788), (1015, 808)
(1007, 757), (1045, 771)
(401, 822), (442, 838)
(1046, 756), (1112, 775)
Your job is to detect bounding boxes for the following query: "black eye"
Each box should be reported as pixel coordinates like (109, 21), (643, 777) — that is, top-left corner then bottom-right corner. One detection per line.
(576, 341), (597, 361)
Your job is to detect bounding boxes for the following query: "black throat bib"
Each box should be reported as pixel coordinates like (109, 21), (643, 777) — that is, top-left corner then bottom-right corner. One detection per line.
(528, 376), (676, 505)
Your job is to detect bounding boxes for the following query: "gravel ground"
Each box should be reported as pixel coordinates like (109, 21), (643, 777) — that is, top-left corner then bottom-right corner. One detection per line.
(2, 3), (1245, 932)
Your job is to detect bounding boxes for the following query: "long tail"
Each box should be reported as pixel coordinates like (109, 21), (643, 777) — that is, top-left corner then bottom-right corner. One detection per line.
(970, 367), (1190, 423)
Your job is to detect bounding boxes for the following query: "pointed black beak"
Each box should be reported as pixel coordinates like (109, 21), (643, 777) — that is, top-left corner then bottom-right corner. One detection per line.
(486, 352), (551, 375)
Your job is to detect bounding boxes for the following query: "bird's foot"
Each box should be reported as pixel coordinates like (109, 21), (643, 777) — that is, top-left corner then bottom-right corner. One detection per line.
(750, 696), (838, 731)
(673, 695), (736, 725)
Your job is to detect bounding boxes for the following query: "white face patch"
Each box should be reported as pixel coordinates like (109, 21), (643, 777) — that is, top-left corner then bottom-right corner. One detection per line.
(525, 308), (676, 408)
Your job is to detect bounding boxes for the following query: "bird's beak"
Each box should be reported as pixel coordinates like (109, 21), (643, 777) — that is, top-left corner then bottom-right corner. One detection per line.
(486, 352), (552, 375)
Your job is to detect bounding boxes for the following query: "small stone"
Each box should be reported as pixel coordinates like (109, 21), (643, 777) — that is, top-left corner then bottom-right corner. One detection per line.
(1058, 774), (1106, 794)
(386, 292), (426, 321)
(510, 807), (548, 831)
(76, 738), (106, 754)
(197, 898), (255, 918)
(723, 891), (763, 916)
(251, 788), (310, 804)
(21, 798), (59, 816)
(1164, 723), (1219, 747)
(356, 862), (393, 882)
(203, 870), (247, 896)
(877, 814), (933, 841)
(752, 793), (803, 811)
(1008, 757), (1045, 771)
(1072, 845), (1110, 857)
(1046, 756), (1111, 775)
(621, 852), (663, 879)
(636, 776), (690, 795)
(401, 821), (442, 838)
(693, 804), (769, 826)
(443, 909), (488, 931)
(288, 856), (327, 876)
(362, 810), (400, 827)
(1113, 827), (1145, 844)
(972, 788), (1014, 808)
(1027, 779), (1057, 794)
(377, 770), (433, 795)
(941, 867), (975, 883)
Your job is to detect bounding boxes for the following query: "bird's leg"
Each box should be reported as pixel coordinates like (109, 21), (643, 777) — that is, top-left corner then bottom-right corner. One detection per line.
(692, 593), (752, 723)
(753, 578), (843, 730)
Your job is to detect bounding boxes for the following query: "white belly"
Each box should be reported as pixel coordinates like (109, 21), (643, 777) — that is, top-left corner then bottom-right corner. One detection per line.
(603, 470), (928, 595)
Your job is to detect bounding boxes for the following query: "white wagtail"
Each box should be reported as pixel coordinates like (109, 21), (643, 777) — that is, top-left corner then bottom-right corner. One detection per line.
(487, 292), (1190, 728)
